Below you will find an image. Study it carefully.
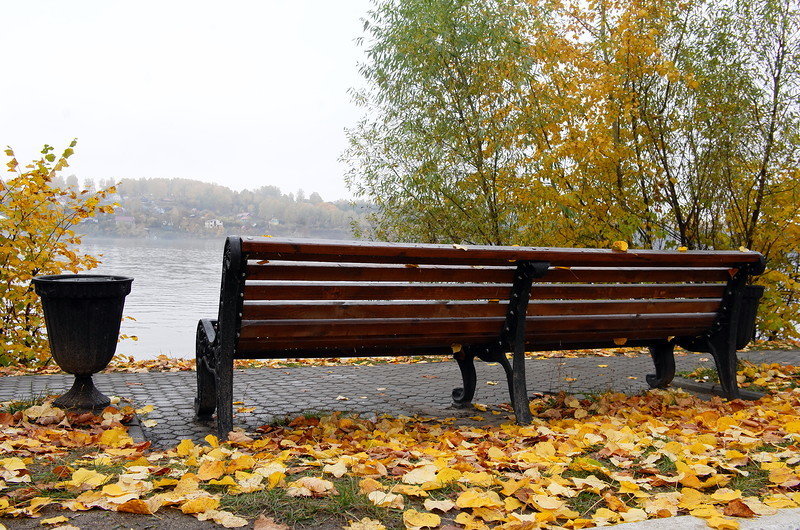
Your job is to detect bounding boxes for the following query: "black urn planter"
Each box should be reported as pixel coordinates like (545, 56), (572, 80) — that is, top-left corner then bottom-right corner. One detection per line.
(32, 275), (133, 411)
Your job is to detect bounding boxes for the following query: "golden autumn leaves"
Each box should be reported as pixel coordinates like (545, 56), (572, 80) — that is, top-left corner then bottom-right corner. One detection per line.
(2, 365), (800, 530)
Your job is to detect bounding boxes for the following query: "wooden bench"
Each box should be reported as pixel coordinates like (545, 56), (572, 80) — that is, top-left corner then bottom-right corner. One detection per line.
(195, 236), (766, 436)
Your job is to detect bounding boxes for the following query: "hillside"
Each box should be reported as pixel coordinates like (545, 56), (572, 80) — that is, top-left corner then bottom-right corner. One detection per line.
(78, 178), (371, 239)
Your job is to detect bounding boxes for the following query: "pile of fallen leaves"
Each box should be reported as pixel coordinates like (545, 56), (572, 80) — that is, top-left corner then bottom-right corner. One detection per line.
(3, 382), (800, 529)
(683, 361), (800, 392)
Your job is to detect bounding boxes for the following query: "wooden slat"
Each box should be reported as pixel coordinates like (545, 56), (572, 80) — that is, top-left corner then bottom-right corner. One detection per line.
(241, 298), (722, 320)
(236, 327), (706, 357)
(529, 284), (725, 300)
(243, 282), (725, 301)
(239, 313), (717, 340)
(246, 262), (732, 284)
(543, 267), (730, 283)
(244, 283), (511, 301)
(247, 263), (515, 282)
(240, 237), (764, 269)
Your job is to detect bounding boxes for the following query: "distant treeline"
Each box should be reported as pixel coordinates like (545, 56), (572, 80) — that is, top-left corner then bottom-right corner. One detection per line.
(69, 176), (372, 239)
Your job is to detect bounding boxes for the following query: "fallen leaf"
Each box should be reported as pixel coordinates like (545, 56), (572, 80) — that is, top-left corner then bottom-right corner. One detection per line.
(403, 509), (441, 528)
(423, 498), (455, 512)
(254, 514), (290, 530)
(343, 518), (387, 530)
(367, 491), (404, 509)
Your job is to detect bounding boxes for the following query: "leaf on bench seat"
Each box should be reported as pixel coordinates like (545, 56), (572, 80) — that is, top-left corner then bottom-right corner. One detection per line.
(611, 241), (629, 252)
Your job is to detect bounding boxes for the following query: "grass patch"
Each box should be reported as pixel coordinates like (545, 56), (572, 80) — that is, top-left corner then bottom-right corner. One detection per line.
(726, 465), (771, 497)
(0, 392), (51, 414)
(567, 490), (604, 518)
(219, 476), (402, 528)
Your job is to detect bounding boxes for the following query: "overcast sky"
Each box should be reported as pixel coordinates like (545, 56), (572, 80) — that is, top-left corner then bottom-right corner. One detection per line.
(1, 0), (373, 201)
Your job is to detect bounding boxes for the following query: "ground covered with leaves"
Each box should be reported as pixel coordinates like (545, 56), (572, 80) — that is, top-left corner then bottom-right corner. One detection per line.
(2, 362), (800, 529)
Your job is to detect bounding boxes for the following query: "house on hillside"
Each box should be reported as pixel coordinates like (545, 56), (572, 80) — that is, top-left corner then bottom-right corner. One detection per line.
(205, 219), (223, 229)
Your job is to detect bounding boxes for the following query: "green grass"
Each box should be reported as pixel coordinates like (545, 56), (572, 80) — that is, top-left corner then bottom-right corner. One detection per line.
(219, 476), (403, 528)
(567, 490), (604, 518)
(0, 391), (52, 414)
(726, 465), (771, 497)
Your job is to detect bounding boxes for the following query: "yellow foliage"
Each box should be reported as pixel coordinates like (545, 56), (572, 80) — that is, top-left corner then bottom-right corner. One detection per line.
(0, 143), (117, 365)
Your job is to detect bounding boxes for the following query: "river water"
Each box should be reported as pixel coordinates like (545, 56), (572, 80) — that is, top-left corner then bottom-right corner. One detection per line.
(82, 238), (223, 360)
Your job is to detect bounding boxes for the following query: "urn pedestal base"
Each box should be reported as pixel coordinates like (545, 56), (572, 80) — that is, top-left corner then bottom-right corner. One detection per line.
(53, 374), (110, 411)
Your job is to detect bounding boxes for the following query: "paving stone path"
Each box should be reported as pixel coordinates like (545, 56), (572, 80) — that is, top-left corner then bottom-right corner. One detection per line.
(1, 349), (797, 448)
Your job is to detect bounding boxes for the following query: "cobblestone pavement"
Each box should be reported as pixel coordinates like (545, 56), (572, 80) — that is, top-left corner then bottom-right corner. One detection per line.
(0, 349), (797, 449)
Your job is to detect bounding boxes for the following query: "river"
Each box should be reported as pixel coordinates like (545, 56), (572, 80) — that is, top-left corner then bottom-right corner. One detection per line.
(82, 238), (223, 360)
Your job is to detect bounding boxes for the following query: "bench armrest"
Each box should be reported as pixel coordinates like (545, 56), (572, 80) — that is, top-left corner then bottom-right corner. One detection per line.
(197, 318), (218, 348)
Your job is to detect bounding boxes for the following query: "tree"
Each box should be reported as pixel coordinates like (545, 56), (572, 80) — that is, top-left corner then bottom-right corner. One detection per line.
(345, 0), (553, 244)
(347, 0), (800, 337)
(0, 142), (117, 366)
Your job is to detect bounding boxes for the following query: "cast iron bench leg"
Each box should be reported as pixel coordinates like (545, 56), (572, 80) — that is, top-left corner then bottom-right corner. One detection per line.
(707, 339), (741, 399)
(216, 352), (234, 438)
(194, 319), (218, 420)
(511, 339), (532, 425)
(646, 342), (676, 389)
(452, 352), (477, 406)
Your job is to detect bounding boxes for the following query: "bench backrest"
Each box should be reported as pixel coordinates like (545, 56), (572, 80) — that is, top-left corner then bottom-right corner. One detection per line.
(217, 237), (765, 359)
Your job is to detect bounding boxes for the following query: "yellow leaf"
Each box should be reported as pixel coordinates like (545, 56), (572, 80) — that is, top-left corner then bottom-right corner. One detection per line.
(323, 461), (348, 478)
(197, 460), (226, 481)
(611, 240), (629, 252)
(530, 494), (565, 511)
(391, 484), (428, 497)
(67, 468), (109, 490)
(402, 465), (438, 484)
(706, 516), (740, 529)
(368, 491), (404, 509)
(711, 488), (742, 503)
(620, 508), (648, 522)
(116, 498), (154, 514)
(459, 471), (493, 487)
(197, 509), (249, 527)
(40, 515), (70, 525)
(181, 496), (220, 514)
(98, 427), (133, 447)
(456, 488), (503, 508)
(783, 420), (800, 434)
(286, 477), (337, 497)
(402, 509), (441, 528)
(177, 439), (196, 456)
(343, 518), (386, 530)
(359, 478), (384, 495)
(423, 498), (455, 512)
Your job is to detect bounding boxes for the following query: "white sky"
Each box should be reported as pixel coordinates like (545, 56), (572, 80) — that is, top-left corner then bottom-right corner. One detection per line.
(1, 0), (373, 201)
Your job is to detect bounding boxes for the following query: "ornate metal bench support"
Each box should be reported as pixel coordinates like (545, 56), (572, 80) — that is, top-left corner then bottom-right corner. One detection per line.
(194, 319), (218, 420)
(196, 236), (245, 438)
(502, 261), (549, 424)
(677, 259), (765, 400)
(646, 341), (676, 389)
(450, 261), (548, 423)
(452, 351), (477, 407)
